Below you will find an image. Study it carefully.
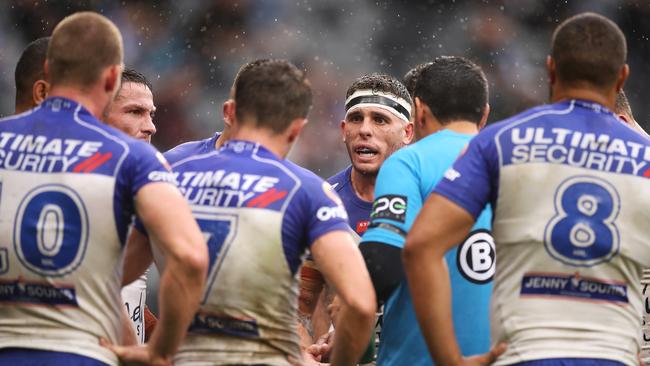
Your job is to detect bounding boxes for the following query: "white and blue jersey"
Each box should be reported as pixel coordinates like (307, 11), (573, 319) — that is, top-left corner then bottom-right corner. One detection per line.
(362, 129), (494, 366)
(435, 99), (650, 366)
(164, 131), (222, 165)
(0, 97), (172, 365)
(164, 139), (350, 365)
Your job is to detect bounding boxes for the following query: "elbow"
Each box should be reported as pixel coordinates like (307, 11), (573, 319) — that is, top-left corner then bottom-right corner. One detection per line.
(402, 236), (422, 268)
(172, 242), (209, 284)
(346, 287), (377, 322)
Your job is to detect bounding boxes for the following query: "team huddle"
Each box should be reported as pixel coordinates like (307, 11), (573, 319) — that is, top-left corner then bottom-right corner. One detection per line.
(0, 9), (649, 366)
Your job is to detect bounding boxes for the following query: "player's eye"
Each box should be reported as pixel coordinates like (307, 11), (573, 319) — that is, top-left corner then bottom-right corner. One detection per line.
(129, 109), (144, 116)
(348, 114), (363, 122)
(374, 116), (387, 124)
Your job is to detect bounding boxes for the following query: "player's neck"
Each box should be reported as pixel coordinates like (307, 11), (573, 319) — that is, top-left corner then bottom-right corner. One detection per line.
(443, 121), (479, 135)
(551, 85), (616, 111)
(48, 86), (109, 119)
(231, 127), (288, 159)
(350, 167), (375, 202)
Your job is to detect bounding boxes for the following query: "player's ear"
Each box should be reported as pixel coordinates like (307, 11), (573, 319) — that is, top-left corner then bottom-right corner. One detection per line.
(403, 121), (414, 145)
(479, 103), (490, 130)
(223, 99), (235, 128)
(104, 64), (122, 95)
(615, 64), (629, 93)
(287, 118), (308, 144)
(618, 113), (631, 125)
(414, 97), (426, 128)
(32, 80), (50, 105)
(340, 120), (347, 142)
(546, 55), (556, 86)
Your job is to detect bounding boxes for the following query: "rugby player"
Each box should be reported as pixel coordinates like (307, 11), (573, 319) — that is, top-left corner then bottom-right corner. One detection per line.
(103, 68), (159, 343)
(405, 12), (643, 366)
(103, 68), (157, 143)
(13, 36), (145, 347)
(360, 57), (493, 366)
(14, 36), (50, 114)
(0, 12), (207, 366)
(298, 73), (413, 362)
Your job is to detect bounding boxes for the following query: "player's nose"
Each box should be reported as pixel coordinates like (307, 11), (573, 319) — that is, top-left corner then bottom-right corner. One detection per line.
(142, 116), (157, 137)
(358, 116), (373, 137)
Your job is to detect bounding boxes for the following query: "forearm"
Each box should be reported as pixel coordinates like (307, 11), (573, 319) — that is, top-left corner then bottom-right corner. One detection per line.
(404, 248), (461, 366)
(311, 286), (333, 340)
(147, 258), (205, 359)
(122, 228), (154, 287)
(329, 302), (374, 366)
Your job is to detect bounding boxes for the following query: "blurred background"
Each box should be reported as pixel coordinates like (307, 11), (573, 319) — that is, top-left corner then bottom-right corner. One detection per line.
(1, 0), (649, 177)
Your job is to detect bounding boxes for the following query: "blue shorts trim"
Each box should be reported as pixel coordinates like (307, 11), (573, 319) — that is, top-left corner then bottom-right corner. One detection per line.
(0, 348), (108, 366)
(511, 358), (626, 366)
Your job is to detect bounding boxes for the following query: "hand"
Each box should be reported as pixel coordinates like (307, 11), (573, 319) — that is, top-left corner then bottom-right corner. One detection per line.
(458, 343), (507, 366)
(100, 338), (171, 366)
(308, 330), (334, 362)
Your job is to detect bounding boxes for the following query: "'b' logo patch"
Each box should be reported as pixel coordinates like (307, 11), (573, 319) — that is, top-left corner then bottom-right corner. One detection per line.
(456, 229), (495, 284)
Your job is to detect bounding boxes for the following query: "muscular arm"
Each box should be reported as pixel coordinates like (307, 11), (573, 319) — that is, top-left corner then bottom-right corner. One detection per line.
(135, 182), (208, 363)
(311, 230), (376, 366)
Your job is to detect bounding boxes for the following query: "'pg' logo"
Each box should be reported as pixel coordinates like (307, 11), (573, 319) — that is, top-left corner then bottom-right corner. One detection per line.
(456, 229), (495, 284)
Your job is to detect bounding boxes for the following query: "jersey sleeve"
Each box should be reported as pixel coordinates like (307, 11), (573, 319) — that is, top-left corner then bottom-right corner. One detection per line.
(123, 141), (177, 197)
(434, 130), (498, 219)
(362, 151), (422, 249)
(120, 142), (176, 236)
(283, 178), (350, 250)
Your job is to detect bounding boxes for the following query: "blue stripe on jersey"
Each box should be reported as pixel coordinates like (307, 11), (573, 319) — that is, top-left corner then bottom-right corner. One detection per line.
(512, 358), (625, 366)
(0, 348), (109, 365)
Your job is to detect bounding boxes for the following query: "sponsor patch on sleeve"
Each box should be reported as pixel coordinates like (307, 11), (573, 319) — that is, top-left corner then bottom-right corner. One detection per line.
(371, 194), (407, 223)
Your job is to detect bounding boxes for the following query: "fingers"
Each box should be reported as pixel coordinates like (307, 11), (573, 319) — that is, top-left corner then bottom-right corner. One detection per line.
(490, 342), (507, 360)
(288, 355), (306, 366)
(99, 337), (123, 356)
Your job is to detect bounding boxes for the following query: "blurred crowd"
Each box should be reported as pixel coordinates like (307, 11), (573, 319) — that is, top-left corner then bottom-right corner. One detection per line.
(1, 0), (649, 177)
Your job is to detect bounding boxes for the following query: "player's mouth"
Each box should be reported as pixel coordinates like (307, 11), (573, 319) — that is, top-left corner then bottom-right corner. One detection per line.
(354, 146), (379, 160)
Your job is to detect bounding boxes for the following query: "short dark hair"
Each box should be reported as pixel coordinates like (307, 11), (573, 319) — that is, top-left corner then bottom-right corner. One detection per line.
(48, 11), (123, 87)
(345, 73), (412, 106)
(413, 56), (488, 125)
(121, 68), (152, 92)
(234, 59), (312, 134)
(230, 59), (273, 96)
(551, 12), (626, 89)
(403, 63), (431, 99)
(614, 89), (634, 119)
(15, 37), (50, 107)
